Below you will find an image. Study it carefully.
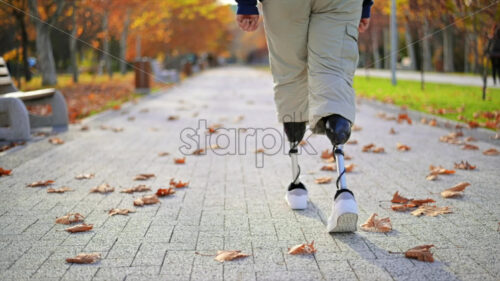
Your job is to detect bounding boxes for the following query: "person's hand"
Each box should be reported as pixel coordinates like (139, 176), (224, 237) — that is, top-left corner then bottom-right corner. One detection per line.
(358, 18), (370, 33)
(237, 15), (260, 32)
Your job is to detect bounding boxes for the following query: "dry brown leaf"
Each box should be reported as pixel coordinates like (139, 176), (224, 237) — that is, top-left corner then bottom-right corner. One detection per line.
(90, 183), (115, 193)
(108, 208), (135, 216)
(174, 157), (186, 164)
(404, 245), (434, 262)
(465, 136), (477, 142)
(441, 182), (470, 198)
(362, 143), (375, 152)
(214, 250), (250, 262)
(344, 163), (355, 172)
(483, 148), (499, 156)
(411, 205), (452, 217)
(80, 125), (90, 131)
(55, 213), (84, 224)
(170, 179), (189, 188)
(397, 113), (412, 124)
(49, 137), (64, 145)
(47, 187), (73, 193)
(321, 149), (333, 159)
(352, 125), (362, 131)
(65, 223), (93, 233)
(134, 174), (155, 181)
(372, 147), (385, 153)
(346, 139), (358, 145)
(27, 180), (55, 187)
(429, 165), (455, 175)
(0, 167), (12, 177)
(255, 148), (265, 154)
(75, 173), (94, 180)
(112, 127), (124, 133)
(426, 174), (438, 181)
(315, 177), (332, 184)
(66, 253), (101, 264)
(428, 119), (437, 127)
(210, 144), (221, 150)
(288, 241), (317, 255)
(409, 198), (436, 207)
(396, 143), (411, 151)
(391, 204), (412, 212)
(156, 188), (176, 197)
(462, 144), (479, 150)
(360, 213), (392, 233)
(134, 195), (160, 206)
(120, 185), (151, 193)
(192, 148), (205, 155)
(389, 128), (397, 134)
(167, 115), (179, 121)
(321, 164), (336, 171)
(158, 152), (170, 157)
(391, 191), (410, 204)
(454, 161), (476, 170)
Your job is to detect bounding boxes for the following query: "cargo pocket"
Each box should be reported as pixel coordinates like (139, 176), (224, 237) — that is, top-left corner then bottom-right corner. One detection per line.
(341, 24), (359, 79)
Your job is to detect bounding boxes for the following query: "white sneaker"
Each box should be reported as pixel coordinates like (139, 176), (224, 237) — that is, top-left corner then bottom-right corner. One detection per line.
(285, 183), (308, 210)
(327, 189), (358, 232)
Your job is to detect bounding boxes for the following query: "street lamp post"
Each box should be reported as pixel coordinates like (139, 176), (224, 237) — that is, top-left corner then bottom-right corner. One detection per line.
(390, 0), (397, 85)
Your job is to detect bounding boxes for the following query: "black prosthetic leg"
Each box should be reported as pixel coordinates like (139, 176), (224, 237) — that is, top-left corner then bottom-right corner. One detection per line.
(284, 122), (306, 191)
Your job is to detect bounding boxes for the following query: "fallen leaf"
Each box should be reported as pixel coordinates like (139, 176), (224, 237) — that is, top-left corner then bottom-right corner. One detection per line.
(426, 174), (438, 181)
(49, 137), (64, 144)
(465, 136), (477, 142)
(214, 250), (250, 262)
(174, 157), (186, 164)
(170, 179), (189, 188)
(158, 152), (170, 156)
(315, 177), (332, 184)
(344, 163), (355, 172)
(75, 173), (94, 180)
(404, 245), (434, 262)
(65, 223), (93, 233)
(360, 213), (392, 233)
(441, 182), (470, 198)
(428, 119), (437, 126)
(321, 164), (336, 171)
(454, 161), (476, 170)
(389, 128), (397, 134)
(409, 198), (436, 207)
(288, 241), (317, 255)
(362, 143), (375, 152)
(90, 183), (115, 193)
(112, 127), (124, 133)
(156, 188), (176, 197)
(255, 148), (265, 154)
(134, 195), (160, 206)
(120, 185), (151, 193)
(352, 125), (362, 131)
(462, 144), (479, 150)
(66, 253), (101, 264)
(47, 187), (73, 193)
(346, 139), (358, 145)
(391, 191), (410, 204)
(210, 144), (221, 150)
(397, 113), (412, 124)
(167, 115), (179, 121)
(80, 125), (90, 131)
(321, 149), (333, 159)
(27, 180), (55, 187)
(192, 148), (205, 155)
(108, 208), (135, 216)
(411, 205), (452, 217)
(134, 174), (155, 180)
(429, 165), (455, 175)
(391, 204), (412, 212)
(372, 147), (385, 153)
(396, 143), (411, 151)
(299, 140), (307, 146)
(0, 167), (12, 177)
(483, 148), (499, 156)
(55, 213), (84, 224)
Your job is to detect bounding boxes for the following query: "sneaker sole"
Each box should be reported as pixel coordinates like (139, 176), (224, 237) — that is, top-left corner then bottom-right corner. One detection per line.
(329, 213), (358, 233)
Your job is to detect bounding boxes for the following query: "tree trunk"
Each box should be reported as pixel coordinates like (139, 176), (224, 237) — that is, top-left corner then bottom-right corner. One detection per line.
(405, 22), (416, 70)
(443, 18), (454, 72)
(472, 17), (479, 73)
(101, 11), (112, 78)
(136, 34), (142, 60)
(70, 4), (78, 83)
(422, 18), (432, 71)
(371, 30), (381, 69)
(120, 9), (130, 75)
(14, 10), (31, 82)
(464, 32), (469, 73)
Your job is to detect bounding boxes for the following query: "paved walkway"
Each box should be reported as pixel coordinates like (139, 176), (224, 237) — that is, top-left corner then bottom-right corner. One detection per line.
(0, 67), (499, 281)
(355, 68), (500, 88)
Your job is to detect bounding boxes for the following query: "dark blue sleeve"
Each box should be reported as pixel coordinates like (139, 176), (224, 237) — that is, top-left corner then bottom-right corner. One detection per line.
(236, 0), (259, 15)
(362, 0), (374, 18)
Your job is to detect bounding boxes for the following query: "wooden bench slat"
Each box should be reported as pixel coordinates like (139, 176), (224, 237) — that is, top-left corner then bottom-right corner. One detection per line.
(2, 88), (56, 101)
(0, 76), (12, 85)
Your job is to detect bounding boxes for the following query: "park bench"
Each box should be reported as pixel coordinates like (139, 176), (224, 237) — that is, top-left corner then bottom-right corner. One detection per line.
(150, 60), (179, 83)
(0, 57), (68, 141)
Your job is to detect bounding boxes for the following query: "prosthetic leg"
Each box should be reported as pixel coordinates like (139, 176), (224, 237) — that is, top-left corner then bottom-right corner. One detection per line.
(324, 114), (358, 232)
(284, 122), (308, 209)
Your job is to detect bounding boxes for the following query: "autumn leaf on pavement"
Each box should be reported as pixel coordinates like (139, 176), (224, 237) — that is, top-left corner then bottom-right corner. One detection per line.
(441, 182), (470, 198)
(214, 250), (250, 262)
(397, 113), (412, 124)
(389, 128), (397, 134)
(372, 147), (385, 153)
(454, 161), (476, 170)
(90, 183), (115, 193)
(0, 167), (12, 177)
(55, 213), (84, 224)
(362, 144), (375, 152)
(462, 144), (479, 150)
(170, 179), (189, 188)
(120, 185), (151, 193)
(80, 125), (90, 131)
(134, 195), (160, 206)
(112, 127), (124, 133)
(174, 157), (186, 164)
(483, 148), (499, 156)
(134, 174), (155, 181)
(66, 253), (101, 264)
(426, 174), (438, 181)
(156, 188), (176, 197)
(27, 180), (55, 187)
(411, 205), (452, 217)
(321, 164), (336, 171)
(352, 125), (362, 131)
(344, 163), (355, 172)
(75, 173), (94, 180)
(409, 198), (436, 207)
(49, 137), (64, 145)
(360, 213), (392, 233)
(429, 165), (455, 175)
(158, 152), (170, 157)
(255, 148), (265, 154)
(396, 143), (411, 151)
(288, 241), (317, 255)
(192, 148), (205, 155)
(428, 119), (437, 126)
(391, 191), (410, 204)
(47, 187), (73, 193)
(346, 139), (358, 145)
(404, 245), (434, 262)
(465, 136), (477, 142)
(108, 208), (135, 216)
(315, 177), (332, 184)
(299, 140), (307, 146)
(65, 223), (93, 233)
(391, 204), (413, 212)
(321, 149), (333, 159)
(167, 115), (179, 121)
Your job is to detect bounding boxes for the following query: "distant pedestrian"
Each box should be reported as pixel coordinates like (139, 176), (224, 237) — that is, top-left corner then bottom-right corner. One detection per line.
(490, 28), (500, 85)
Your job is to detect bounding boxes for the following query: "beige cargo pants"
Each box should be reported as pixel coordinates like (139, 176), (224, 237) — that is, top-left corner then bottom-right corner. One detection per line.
(262, 0), (362, 134)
